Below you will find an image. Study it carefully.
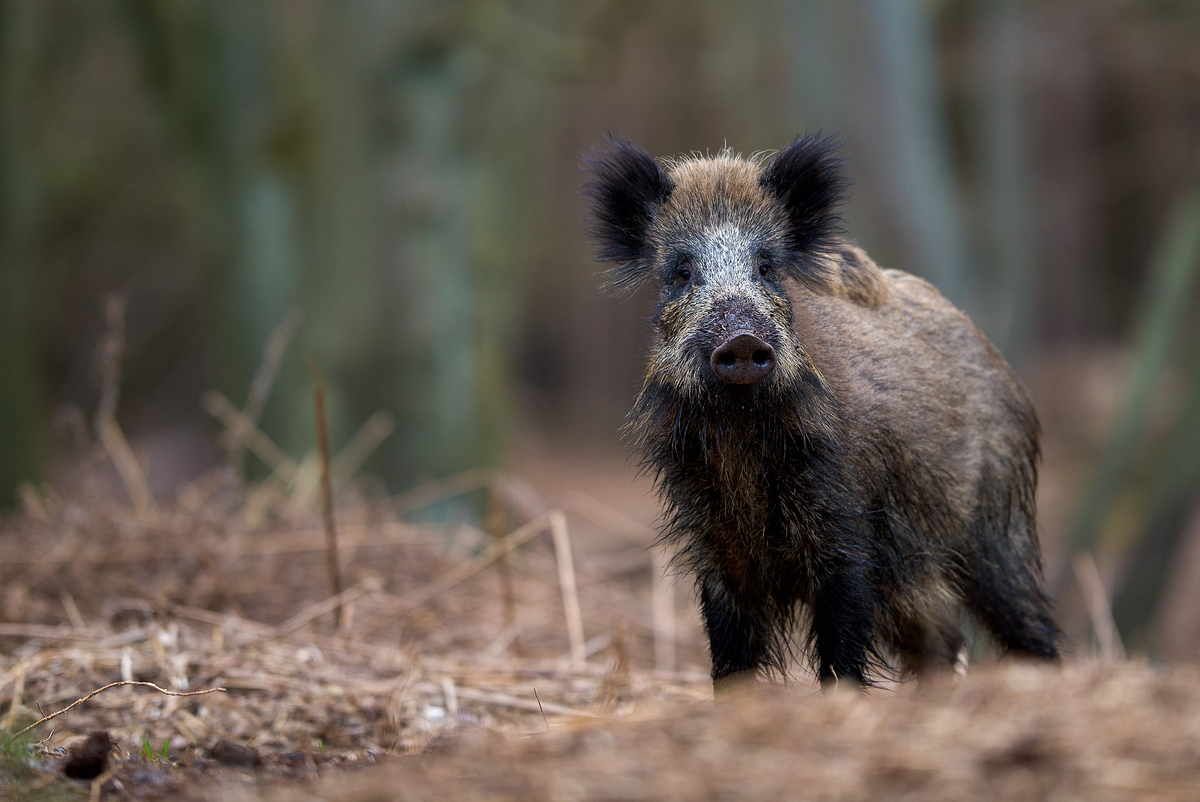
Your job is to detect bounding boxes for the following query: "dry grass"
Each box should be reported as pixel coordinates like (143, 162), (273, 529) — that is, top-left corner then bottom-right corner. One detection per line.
(0, 467), (708, 745)
(0, 455), (718, 801)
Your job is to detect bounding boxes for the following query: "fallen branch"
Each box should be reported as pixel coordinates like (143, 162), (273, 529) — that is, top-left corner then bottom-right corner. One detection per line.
(9, 681), (227, 741)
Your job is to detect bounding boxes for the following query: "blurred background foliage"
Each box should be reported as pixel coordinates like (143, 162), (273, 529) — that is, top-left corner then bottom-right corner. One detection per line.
(1, 0), (1199, 654)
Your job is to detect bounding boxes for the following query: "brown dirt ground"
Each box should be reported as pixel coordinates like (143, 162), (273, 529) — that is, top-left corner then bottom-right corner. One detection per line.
(5, 468), (1200, 802)
(222, 661), (1200, 802)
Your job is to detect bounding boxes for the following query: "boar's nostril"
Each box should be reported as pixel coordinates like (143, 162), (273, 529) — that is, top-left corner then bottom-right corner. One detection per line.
(710, 334), (776, 385)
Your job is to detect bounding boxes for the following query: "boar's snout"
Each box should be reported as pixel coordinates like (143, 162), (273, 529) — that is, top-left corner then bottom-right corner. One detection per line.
(710, 333), (776, 385)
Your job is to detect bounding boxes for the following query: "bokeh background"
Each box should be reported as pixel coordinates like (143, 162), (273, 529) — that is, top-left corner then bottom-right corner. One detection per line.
(1, 0), (1199, 658)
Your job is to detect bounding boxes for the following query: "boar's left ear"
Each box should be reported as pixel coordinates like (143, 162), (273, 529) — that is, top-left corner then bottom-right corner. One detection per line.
(583, 136), (674, 293)
(759, 133), (849, 271)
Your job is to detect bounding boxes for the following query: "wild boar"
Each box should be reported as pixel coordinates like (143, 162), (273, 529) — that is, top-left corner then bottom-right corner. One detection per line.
(585, 135), (1060, 692)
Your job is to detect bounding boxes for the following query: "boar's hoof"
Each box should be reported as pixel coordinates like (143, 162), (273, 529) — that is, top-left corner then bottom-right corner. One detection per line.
(820, 670), (863, 694)
(713, 668), (759, 697)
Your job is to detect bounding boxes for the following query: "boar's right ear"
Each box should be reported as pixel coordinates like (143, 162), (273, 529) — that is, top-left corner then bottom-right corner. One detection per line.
(583, 137), (674, 293)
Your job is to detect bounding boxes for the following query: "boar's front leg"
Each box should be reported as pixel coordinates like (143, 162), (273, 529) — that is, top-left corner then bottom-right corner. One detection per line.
(811, 558), (880, 690)
(699, 574), (775, 696)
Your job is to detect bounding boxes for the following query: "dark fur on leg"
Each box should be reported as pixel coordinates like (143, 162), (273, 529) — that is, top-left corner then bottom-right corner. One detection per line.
(809, 556), (883, 688)
(700, 575), (777, 684)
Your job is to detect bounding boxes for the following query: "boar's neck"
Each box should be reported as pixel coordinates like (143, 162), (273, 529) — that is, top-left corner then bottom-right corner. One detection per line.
(627, 364), (857, 586)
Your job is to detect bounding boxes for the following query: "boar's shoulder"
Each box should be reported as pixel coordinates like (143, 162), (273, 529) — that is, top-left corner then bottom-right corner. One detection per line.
(793, 261), (1035, 500)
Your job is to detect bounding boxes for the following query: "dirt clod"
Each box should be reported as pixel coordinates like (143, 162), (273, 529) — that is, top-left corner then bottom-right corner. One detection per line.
(61, 730), (114, 780)
(211, 739), (262, 768)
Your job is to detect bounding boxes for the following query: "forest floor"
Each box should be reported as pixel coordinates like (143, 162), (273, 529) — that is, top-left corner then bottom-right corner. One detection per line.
(3, 337), (1200, 800)
(0, 457), (710, 801)
(2, 466), (1199, 802)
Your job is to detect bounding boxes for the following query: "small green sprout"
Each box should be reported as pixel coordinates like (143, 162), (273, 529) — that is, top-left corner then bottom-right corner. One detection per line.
(140, 736), (170, 763)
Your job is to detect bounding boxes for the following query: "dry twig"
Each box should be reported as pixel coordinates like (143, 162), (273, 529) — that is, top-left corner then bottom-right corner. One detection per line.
(387, 513), (553, 617)
(241, 313), (302, 443)
(202, 391), (299, 484)
(89, 765), (119, 802)
(566, 491), (656, 546)
(550, 511), (586, 665)
(263, 582), (377, 642)
(567, 492), (676, 671)
(93, 296), (155, 516)
(8, 681), (227, 741)
(225, 310), (303, 468)
(331, 411), (396, 483)
(307, 358), (345, 629)
(392, 469), (494, 517)
(651, 549), (677, 672)
(534, 688), (549, 731)
(1073, 554), (1126, 662)
(488, 485), (520, 655)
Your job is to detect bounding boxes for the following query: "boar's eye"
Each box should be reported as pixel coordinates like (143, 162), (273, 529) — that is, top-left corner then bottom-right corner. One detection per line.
(757, 253), (772, 277)
(674, 256), (694, 282)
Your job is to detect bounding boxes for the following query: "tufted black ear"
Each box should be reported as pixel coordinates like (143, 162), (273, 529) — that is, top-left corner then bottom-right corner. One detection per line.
(759, 133), (848, 258)
(583, 136), (674, 293)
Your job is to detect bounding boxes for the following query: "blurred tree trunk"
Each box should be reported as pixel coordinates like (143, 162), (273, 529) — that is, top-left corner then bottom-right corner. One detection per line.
(975, 0), (1036, 362)
(281, 0), (378, 458)
(0, 0), (46, 506)
(783, 0), (973, 312)
(465, 47), (554, 478)
(1061, 170), (1200, 586)
(861, 0), (973, 312)
(1113, 354), (1200, 647)
(124, 0), (302, 466)
(126, 0), (547, 492)
(782, 0), (876, 243)
(784, 0), (838, 132)
(370, 6), (483, 485)
(370, 0), (564, 487)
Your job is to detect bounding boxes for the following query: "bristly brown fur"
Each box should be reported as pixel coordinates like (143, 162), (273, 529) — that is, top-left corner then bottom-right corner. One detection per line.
(824, 244), (889, 307)
(584, 136), (1061, 690)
